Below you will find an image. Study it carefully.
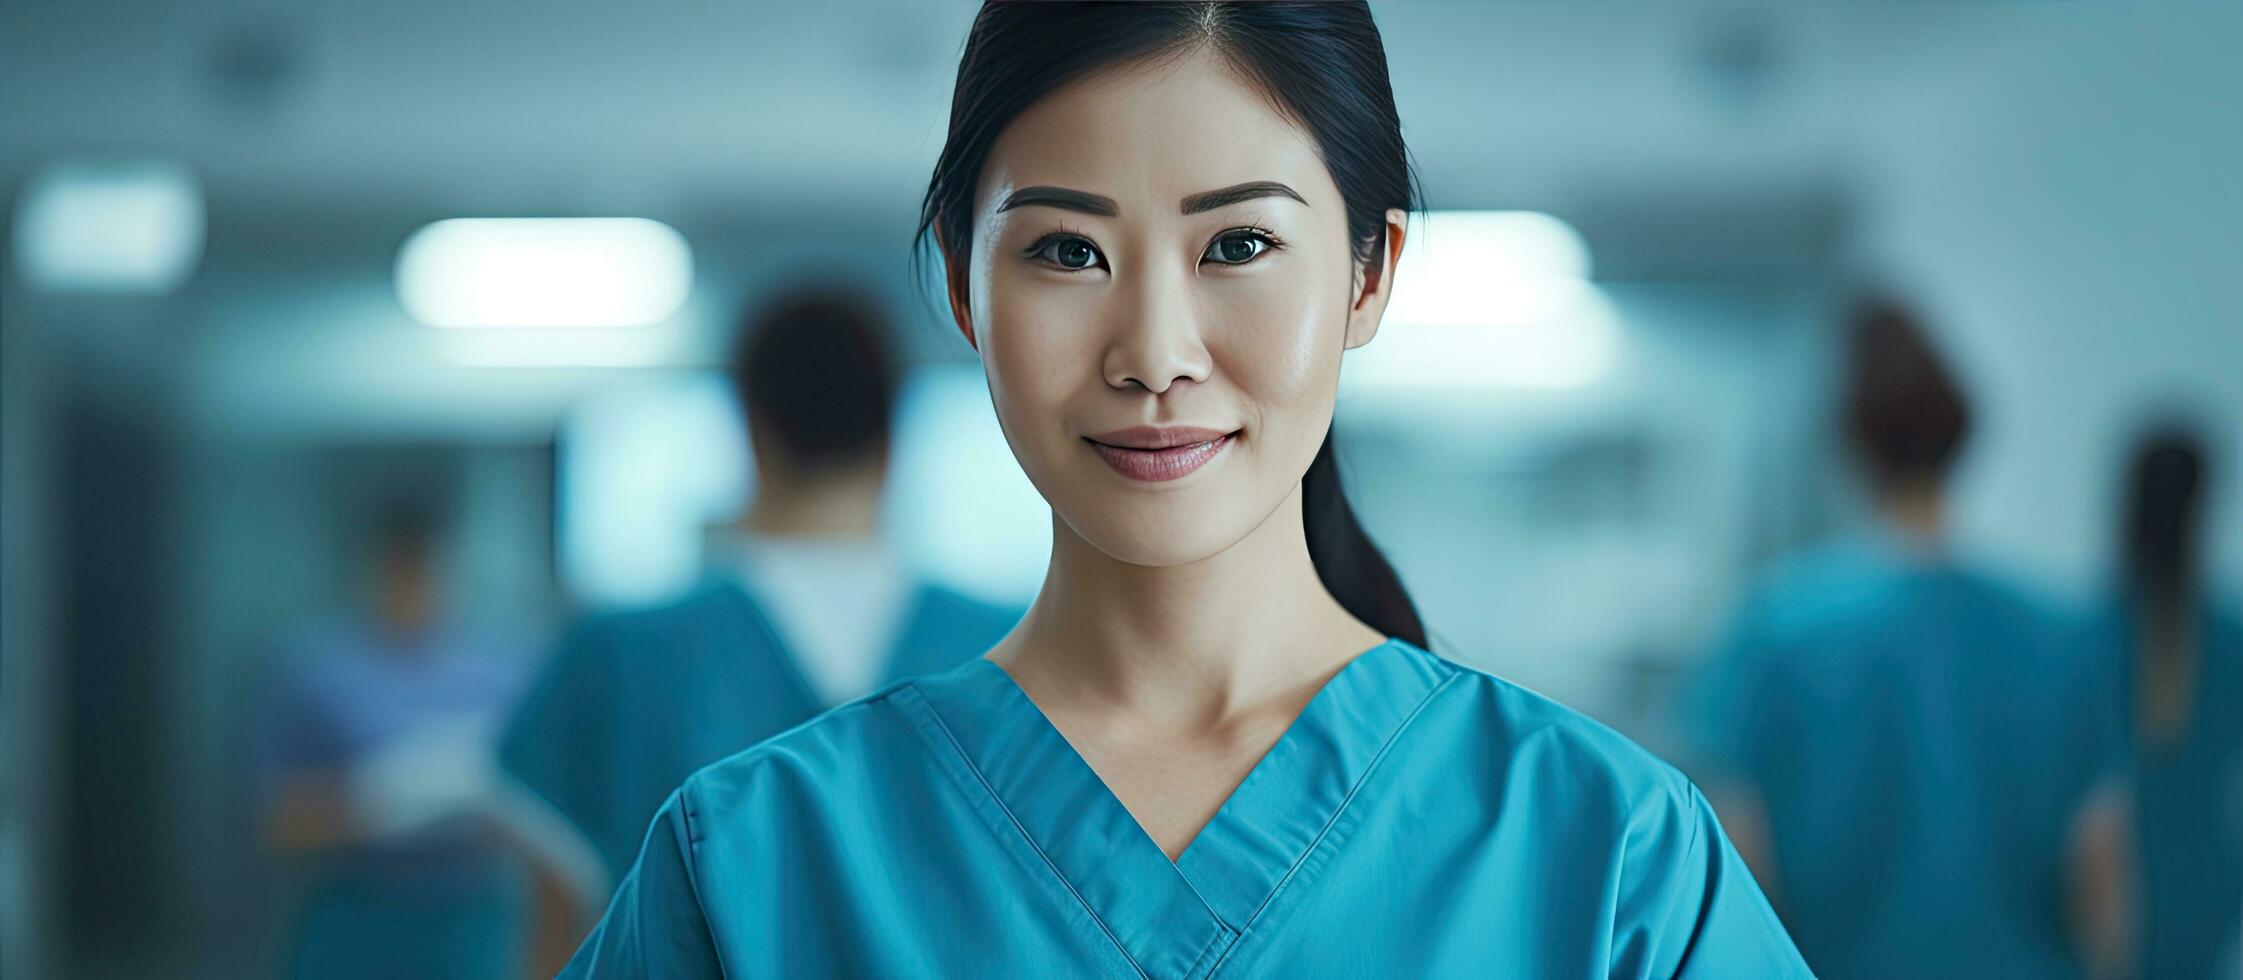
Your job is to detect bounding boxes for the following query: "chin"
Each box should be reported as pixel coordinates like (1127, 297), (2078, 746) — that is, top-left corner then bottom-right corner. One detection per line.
(1056, 490), (1270, 568)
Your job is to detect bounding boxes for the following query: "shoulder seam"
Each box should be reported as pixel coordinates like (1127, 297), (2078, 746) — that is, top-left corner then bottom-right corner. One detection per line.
(677, 778), (706, 847)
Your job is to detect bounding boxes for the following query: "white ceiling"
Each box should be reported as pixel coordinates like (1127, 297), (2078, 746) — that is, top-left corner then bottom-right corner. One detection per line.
(0, 0), (2003, 236)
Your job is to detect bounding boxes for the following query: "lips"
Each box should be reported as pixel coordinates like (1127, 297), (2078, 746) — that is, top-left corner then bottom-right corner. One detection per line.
(1083, 426), (1237, 482)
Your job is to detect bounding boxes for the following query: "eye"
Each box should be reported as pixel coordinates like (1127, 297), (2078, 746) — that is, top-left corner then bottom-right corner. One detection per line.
(1202, 229), (1277, 266)
(1028, 234), (1104, 271)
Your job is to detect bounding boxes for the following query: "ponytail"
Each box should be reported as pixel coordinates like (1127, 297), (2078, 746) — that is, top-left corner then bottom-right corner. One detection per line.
(2124, 428), (2207, 643)
(1303, 431), (1427, 649)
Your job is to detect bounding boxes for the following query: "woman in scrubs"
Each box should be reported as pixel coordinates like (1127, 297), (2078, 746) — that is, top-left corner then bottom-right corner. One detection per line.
(1691, 302), (2130, 980)
(259, 507), (535, 980)
(2088, 427), (2243, 980)
(564, 4), (1807, 976)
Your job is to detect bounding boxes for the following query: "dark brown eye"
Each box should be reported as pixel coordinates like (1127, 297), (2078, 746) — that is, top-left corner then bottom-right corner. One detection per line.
(1033, 236), (1102, 270)
(1204, 232), (1270, 265)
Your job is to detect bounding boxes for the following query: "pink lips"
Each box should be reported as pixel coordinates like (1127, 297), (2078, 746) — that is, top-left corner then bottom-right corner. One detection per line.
(1084, 426), (1236, 482)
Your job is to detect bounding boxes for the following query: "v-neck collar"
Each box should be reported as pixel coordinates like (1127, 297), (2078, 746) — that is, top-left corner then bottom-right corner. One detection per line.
(715, 580), (942, 710)
(897, 639), (1457, 979)
(711, 583), (823, 712)
(1173, 641), (1454, 928)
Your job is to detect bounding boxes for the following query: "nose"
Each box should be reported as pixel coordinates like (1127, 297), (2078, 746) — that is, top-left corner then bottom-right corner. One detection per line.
(1101, 262), (1212, 394)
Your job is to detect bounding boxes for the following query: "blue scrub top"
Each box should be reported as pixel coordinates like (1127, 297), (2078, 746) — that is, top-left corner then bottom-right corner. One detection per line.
(2083, 603), (2243, 980)
(563, 639), (1808, 978)
(500, 580), (1019, 876)
(1694, 533), (2105, 980)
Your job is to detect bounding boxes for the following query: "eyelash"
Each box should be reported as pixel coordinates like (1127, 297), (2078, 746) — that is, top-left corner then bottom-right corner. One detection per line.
(1019, 226), (1288, 273)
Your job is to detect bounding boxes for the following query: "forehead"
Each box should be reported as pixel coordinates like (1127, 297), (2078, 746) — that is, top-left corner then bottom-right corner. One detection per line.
(975, 48), (1336, 215)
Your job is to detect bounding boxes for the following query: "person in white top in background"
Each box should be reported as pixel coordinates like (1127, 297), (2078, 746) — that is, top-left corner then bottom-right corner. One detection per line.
(501, 286), (1021, 974)
(715, 532), (914, 708)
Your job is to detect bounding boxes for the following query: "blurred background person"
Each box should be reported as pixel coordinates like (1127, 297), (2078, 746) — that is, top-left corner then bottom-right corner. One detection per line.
(1690, 299), (2124, 980)
(498, 287), (1020, 958)
(2085, 424), (2243, 980)
(256, 502), (537, 980)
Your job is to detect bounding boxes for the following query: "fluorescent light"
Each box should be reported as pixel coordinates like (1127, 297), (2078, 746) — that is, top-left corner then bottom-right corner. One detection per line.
(1350, 210), (1616, 391)
(396, 218), (692, 328)
(1346, 290), (1620, 391)
(12, 160), (205, 293)
(437, 325), (688, 368)
(1384, 211), (1592, 328)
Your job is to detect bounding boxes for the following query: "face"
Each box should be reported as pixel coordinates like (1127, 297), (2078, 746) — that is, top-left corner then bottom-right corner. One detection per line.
(949, 49), (1403, 567)
(377, 544), (438, 634)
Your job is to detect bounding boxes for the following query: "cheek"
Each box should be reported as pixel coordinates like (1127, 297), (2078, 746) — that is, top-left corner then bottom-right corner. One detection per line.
(977, 274), (1085, 439)
(1208, 264), (1346, 419)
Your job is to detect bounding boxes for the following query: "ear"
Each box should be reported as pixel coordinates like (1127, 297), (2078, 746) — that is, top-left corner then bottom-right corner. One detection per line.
(1344, 209), (1407, 350)
(942, 245), (978, 351)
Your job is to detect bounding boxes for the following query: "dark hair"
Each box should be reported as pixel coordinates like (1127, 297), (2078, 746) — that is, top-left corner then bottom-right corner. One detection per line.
(917, 0), (1426, 647)
(1840, 298), (1973, 490)
(2123, 425), (2208, 628)
(729, 287), (899, 472)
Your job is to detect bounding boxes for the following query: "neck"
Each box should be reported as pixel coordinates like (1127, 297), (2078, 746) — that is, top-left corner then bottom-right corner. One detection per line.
(742, 466), (885, 539)
(1878, 480), (1946, 551)
(995, 482), (1384, 727)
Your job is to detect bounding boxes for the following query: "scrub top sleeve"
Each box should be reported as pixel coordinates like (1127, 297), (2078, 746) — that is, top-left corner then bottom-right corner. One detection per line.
(1613, 779), (1812, 979)
(560, 787), (724, 979)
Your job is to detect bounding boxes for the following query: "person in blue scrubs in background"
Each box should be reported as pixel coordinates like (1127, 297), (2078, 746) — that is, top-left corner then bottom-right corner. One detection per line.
(1692, 300), (2128, 979)
(258, 503), (537, 980)
(500, 288), (1019, 969)
(561, 4), (1807, 977)
(2085, 425), (2243, 980)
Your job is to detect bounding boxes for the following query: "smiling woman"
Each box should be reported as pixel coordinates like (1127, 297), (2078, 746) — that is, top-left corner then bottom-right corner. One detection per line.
(559, 4), (1811, 978)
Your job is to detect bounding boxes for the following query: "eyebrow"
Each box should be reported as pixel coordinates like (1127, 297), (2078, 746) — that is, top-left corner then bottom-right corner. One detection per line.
(1181, 181), (1307, 214)
(996, 186), (1119, 216)
(994, 180), (1309, 218)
